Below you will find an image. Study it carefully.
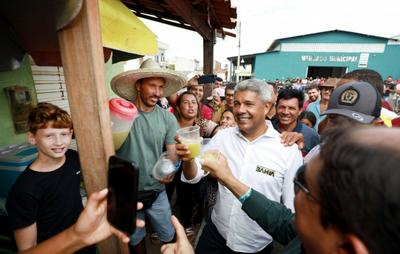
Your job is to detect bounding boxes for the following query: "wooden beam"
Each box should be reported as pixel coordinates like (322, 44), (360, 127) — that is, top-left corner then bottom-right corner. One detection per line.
(164, 0), (213, 41)
(133, 11), (195, 31)
(202, 30), (214, 102)
(203, 30), (214, 74)
(57, 0), (125, 253)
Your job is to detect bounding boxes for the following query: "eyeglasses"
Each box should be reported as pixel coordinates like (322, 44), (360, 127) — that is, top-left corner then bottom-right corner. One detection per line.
(293, 164), (320, 203)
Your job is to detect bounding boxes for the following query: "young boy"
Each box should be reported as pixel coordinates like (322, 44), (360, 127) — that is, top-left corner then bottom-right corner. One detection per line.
(6, 102), (94, 253)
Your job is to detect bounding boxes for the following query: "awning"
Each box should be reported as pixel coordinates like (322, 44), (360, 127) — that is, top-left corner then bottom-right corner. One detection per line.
(100, 0), (157, 56)
(0, 0), (158, 71)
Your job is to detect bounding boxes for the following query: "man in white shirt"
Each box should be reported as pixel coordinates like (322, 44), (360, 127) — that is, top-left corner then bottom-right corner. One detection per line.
(176, 79), (303, 254)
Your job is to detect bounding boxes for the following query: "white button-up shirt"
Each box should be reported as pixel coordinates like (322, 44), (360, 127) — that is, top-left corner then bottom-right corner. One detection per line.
(181, 121), (303, 252)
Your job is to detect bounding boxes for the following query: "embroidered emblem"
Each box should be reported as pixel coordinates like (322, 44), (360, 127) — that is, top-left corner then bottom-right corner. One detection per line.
(339, 88), (359, 106)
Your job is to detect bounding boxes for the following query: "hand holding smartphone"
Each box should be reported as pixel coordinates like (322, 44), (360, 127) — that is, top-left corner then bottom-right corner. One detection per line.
(107, 155), (139, 235)
(198, 74), (217, 84)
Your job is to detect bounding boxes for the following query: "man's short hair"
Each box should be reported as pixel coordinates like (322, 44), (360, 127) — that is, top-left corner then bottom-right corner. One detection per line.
(225, 82), (236, 94)
(215, 77), (223, 82)
(319, 127), (400, 253)
(28, 102), (73, 134)
(341, 69), (384, 96)
(307, 83), (319, 92)
(235, 79), (272, 103)
(276, 88), (304, 109)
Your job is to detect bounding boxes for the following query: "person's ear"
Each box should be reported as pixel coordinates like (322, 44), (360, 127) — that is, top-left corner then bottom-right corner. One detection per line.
(264, 101), (272, 115)
(27, 132), (36, 145)
(337, 234), (369, 254)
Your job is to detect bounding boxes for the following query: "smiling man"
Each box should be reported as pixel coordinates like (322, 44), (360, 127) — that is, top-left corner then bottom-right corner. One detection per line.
(111, 58), (186, 254)
(212, 82), (236, 123)
(165, 126), (400, 254)
(272, 89), (319, 155)
(302, 84), (319, 111)
(177, 79), (303, 254)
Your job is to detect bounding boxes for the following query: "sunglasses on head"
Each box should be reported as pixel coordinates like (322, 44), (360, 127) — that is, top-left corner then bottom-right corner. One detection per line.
(293, 164), (320, 203)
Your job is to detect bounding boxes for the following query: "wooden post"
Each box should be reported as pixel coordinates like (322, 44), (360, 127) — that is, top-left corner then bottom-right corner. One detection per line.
(57, 0), (123, 253)
(203, 31), (214, 103)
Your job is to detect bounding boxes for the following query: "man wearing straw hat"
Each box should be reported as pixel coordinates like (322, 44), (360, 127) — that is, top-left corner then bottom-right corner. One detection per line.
(111, 58), (186, 254)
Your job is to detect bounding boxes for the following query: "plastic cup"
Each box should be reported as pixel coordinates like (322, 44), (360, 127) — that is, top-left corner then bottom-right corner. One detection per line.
(176, 126), (201, 158)
(152, 152), (177, 180)
(201, 138), (211, 154)
(200, 150), (220, 172)
(109, 98), (139, 150)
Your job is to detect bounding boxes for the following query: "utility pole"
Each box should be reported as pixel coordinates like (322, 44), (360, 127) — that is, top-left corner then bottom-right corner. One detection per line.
(236, 21), (241, 83)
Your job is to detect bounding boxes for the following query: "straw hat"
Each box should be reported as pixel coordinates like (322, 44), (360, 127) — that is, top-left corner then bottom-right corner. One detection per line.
(111, 59), (187, 102)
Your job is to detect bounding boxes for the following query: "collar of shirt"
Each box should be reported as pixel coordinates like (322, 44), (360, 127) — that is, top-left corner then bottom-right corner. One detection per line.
(234, 120), (280, 142)
(271, 118), (303, 134)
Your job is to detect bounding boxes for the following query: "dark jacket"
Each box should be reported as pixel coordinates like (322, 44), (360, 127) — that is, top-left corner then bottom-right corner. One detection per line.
(241, 190), (304, 254)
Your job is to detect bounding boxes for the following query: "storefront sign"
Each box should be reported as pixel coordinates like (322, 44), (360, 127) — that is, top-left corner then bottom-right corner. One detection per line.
(358, 53), (369, 68)
(301, 55), (358, 63)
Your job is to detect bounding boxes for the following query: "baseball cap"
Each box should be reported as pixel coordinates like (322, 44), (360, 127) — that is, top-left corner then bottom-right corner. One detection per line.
(321, 81), (382, 124)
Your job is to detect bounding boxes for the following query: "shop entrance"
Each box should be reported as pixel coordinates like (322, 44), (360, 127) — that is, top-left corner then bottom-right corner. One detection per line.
(307, 66), (347, 78)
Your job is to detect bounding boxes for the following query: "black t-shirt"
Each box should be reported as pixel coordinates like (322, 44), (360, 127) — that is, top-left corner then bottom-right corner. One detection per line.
(6, 150), (84, 243)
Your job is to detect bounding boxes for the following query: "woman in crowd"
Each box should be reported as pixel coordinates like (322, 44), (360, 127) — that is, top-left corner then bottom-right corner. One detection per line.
(175, 91), (218, 138)
(218, 109), (237, 128)
(170, 91), (218, 236)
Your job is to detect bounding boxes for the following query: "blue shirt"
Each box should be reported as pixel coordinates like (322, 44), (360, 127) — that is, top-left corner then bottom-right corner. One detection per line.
(306, 100), (326, 132)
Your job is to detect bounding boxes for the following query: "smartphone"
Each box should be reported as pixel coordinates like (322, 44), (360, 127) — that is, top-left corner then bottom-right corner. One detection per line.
(107, 155), (139, 235)
(198, 74), (217, 84)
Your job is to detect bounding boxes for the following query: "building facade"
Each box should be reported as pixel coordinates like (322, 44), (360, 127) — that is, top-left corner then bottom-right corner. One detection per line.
(255, 30), (400, 81)
(228, 30), (400, 82)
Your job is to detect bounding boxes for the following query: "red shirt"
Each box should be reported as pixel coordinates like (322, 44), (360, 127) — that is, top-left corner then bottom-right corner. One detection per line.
(201, 104), (212, 120)
(302, 100), (312, 111)
(382, 99), (393, 111)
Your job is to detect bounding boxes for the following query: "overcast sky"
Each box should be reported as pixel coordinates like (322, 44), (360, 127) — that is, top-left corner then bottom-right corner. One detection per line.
(141, 0), (400, 66)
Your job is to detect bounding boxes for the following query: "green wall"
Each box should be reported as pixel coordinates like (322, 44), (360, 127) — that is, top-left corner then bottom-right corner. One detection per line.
(105, 58), (125, 99)
(0, 56), (37, 146)
(0, 55), (125, 147)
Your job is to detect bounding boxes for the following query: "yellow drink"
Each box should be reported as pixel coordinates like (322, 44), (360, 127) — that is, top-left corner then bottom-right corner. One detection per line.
(184, 141), (201, 158)
(200, 151), (219, 172)
(112, 131), (129, 150)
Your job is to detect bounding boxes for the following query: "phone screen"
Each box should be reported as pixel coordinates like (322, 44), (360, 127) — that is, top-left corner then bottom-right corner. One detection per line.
(107, 155), (139, 235)
(198, 74), (217, 84)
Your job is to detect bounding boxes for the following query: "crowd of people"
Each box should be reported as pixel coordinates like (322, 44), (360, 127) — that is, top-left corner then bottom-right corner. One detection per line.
(5, 59), (400, 254)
